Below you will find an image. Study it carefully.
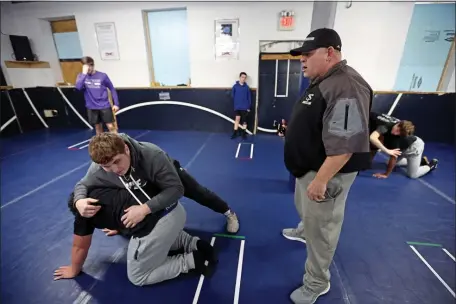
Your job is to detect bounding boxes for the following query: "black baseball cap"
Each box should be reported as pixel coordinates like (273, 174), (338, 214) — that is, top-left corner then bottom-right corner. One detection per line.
(290, 28), (342, 56)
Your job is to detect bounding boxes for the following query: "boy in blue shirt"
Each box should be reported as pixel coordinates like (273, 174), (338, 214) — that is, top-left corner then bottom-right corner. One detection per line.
(231, 72), (251, 139)
(75, 56), (120, 135)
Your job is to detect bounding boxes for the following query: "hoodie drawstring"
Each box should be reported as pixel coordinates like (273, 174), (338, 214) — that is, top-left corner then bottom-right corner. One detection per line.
(118, 168), (151, 205)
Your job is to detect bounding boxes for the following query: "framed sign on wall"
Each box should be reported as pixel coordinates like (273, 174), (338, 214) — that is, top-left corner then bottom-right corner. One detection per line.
(94, 22), (120, 60)
(214, 18), (240, 60)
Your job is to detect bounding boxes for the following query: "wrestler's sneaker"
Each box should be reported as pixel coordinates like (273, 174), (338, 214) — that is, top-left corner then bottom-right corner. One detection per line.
(290, 283), (331, 304)
(226, 212), (240, 234)
(192, 250), (215, 277)
(282, 228), (306, 243)
(197, 239), (218, 264)
(429, 158), (438, 171)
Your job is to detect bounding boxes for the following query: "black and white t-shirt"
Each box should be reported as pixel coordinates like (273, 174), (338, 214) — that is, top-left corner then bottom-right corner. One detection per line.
(73, 167), (163, 238)
(369, 112), (399, 133)
(369, 112), (400, 148)
(369, 112), (417, 151)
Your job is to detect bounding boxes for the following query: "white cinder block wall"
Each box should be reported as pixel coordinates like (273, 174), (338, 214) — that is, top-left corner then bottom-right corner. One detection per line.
(0, 1), (313, 88)
(333, 1), (415, 91)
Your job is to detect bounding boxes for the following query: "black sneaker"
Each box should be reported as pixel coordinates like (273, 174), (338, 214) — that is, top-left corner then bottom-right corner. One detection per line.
(429, 159), (438, 171)
(192, 250), (216, 277)
(197, 239), (219, 264)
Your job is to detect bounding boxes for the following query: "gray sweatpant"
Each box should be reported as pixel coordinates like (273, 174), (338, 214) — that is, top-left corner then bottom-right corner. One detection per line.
(391, 137), (430, 179)
(126, 203), (199, 286)
(294, 170), (357, 293)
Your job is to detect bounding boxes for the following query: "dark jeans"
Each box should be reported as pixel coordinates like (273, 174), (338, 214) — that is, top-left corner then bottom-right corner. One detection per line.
(173, 160), (230, 214)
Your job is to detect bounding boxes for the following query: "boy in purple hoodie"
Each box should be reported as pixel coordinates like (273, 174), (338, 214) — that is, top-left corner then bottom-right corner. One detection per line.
(75, 56), (120, 135)
(231, 72), (252, 139)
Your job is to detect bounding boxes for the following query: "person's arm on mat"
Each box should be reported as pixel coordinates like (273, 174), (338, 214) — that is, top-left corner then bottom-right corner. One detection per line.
(54, 217), (94, 280)
(53, 235), (92, 280)
(373, 156), (397, 179)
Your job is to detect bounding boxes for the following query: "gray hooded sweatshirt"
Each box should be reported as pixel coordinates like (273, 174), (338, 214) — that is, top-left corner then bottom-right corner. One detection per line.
(73, 133), (184, 214)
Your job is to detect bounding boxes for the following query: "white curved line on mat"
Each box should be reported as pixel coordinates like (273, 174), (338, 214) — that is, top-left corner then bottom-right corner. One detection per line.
(257, 126), (277, 133)
(1, 115), (16, 131)
(115, 101), (253, 135)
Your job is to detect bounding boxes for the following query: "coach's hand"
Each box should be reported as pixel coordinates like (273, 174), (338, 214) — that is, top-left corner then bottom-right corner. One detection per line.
(307, 179), (326, 202)
(121, 205), (149, 228)
(53, 265), (80, 280)
(386, 148), (401, 158)
(76, 198), (101, 218)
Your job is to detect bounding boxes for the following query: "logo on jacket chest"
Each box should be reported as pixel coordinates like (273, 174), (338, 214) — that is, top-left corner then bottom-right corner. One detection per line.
(85, 79), (102, 87)
(377, 114), (400, 124)
(301, 93), (314, 105)
(124, 172), (148, 190)
(125, 179), (147, 190)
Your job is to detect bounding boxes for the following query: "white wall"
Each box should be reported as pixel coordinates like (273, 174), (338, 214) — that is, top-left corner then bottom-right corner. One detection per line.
(334, 1), (415, 91)
(1, 1), (313, 88)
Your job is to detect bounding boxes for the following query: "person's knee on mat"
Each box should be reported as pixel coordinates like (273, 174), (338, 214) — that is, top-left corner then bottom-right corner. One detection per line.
(126, 252), (193, 286)
(407, 172), (420, 179)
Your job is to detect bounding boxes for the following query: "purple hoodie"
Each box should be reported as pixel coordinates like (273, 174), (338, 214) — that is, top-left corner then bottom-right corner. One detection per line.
(75, 71), (119, 110)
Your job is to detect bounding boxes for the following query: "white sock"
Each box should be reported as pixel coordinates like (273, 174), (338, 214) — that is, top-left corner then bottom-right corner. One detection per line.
(224, 210), (232, 216)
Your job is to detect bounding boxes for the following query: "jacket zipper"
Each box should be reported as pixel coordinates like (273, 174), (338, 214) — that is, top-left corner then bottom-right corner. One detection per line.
(344, 104), (349, 130)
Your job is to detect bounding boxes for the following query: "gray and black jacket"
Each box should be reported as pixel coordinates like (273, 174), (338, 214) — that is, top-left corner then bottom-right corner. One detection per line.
(284, 60), (373, 178)
(73, 133), (184, 214)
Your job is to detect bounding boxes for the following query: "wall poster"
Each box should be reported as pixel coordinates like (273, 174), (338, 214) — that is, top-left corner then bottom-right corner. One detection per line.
(214, 18), (239, 60)
(94, 22), (120, 60)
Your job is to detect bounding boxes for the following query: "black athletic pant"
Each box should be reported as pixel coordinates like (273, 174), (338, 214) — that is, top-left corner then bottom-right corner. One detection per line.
(173, 160), (230, 214)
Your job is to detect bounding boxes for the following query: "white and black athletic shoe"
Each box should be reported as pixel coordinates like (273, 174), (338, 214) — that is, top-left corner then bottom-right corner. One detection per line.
(429, 158), (438, 171)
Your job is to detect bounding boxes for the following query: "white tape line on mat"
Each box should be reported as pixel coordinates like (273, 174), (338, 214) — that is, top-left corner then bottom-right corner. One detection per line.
(410, 245), (455, 298)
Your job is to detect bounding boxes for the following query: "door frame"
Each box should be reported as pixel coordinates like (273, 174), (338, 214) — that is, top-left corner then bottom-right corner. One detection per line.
(255, 40), (303, 134)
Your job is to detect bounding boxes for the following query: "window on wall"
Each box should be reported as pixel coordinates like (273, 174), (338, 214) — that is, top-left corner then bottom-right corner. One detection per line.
(146, 8), (191, 87)
(53, 32), (83, 59)
(394, 2), (456, 92)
